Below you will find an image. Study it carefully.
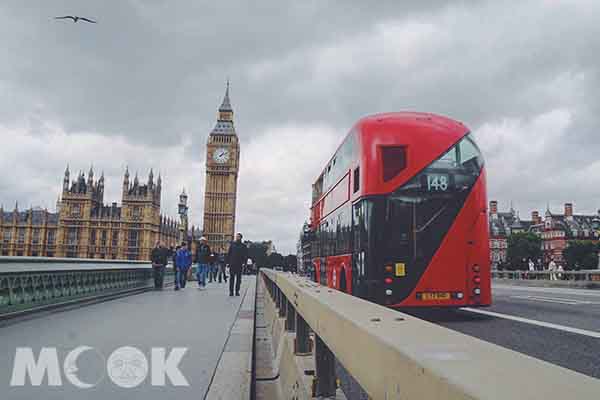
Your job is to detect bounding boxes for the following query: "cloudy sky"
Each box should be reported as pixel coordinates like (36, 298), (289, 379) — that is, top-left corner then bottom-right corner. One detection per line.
(1, 0), (599, 253)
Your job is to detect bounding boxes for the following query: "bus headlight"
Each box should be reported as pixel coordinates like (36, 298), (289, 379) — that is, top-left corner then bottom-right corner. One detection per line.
(456, 292), (464, 299)
(385, 289), (392, 296)
(473, 288), (481, 295)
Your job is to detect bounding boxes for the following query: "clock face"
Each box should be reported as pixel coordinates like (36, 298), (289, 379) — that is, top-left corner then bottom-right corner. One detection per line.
(213, 148), (230, 164)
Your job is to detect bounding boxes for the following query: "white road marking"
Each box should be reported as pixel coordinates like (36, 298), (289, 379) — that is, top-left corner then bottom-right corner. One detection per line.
(509, 295), (599, 305)
(460, 307), (600, 339)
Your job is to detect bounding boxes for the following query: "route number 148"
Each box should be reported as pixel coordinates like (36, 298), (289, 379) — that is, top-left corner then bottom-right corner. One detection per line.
(426, 174), (449, 191)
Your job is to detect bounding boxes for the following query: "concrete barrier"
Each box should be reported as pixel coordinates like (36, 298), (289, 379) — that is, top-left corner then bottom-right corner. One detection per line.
(262, 269), (600, 400)
(257, 274), (342, 399)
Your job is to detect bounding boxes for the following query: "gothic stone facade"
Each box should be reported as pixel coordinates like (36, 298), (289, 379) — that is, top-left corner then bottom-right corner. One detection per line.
(0, 167), (180, 260)
(203, 83), (240, 254)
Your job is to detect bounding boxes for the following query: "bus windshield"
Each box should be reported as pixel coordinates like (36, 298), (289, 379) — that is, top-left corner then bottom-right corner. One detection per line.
(384, 133), (484, 266)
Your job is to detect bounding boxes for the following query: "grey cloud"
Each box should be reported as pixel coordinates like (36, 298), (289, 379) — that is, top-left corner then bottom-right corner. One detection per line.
(2, 0), (600, 253)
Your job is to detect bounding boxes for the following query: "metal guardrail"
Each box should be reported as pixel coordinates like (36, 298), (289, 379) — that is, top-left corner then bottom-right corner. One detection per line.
(261, 269), (600, 399)
(491, 269), (600, 282)
(0, 256), (157, 316)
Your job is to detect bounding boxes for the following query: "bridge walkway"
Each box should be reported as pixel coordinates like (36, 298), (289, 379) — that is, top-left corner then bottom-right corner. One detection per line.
(0, 277), (255, 400)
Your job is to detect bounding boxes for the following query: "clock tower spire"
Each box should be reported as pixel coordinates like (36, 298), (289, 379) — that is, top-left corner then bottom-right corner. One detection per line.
(202, 81), (241, 254)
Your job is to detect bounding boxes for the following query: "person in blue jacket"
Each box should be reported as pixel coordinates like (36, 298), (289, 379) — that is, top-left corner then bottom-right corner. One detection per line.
(175, 242), (192, 291)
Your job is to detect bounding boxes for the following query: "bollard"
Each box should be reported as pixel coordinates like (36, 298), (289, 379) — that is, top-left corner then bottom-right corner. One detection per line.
(286, 300), (296, 331)
(295, 313), (311, 355)
(314, 335), (336, 397)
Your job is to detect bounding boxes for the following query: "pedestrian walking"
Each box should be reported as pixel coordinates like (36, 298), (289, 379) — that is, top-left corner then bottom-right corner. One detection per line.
(527, 259), (535, 279)
(217, 253), (228, 283)
(557, 264), (564, 280)
(171, 245), (180, 287)
(226, 233), (248, 296)
(195, 237), (211, 288)
(245, 258), (254, 275)
(150, 241), (169, 289)
(548, 258), (557, 281)
(210, 253), (219, 282)
(175, 242), (192, 290)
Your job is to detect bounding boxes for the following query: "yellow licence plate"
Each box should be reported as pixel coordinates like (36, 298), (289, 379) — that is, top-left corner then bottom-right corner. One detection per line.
(395, 263), (406, 277)
(422, 292), (450, 301)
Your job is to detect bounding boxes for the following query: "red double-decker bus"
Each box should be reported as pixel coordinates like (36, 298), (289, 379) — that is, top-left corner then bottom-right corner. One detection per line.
(310, 112), (491, 307)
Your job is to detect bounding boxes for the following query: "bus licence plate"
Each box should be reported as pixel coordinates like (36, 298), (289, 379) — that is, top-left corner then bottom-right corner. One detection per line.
(422, 292), (450, 301)
(395, 263), (406, 277)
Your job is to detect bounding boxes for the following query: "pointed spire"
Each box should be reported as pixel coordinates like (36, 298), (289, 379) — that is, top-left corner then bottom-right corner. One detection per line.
(63, 164), (70, 190)
(157, 171), (162, 187)
(134, 171), (139, 186)
(123, 166), (130, 189)
(219, 79), (233, 112)
(88, 164), (94, 178)
(149, 168), (154, 182)
(14, 201), (18, 211)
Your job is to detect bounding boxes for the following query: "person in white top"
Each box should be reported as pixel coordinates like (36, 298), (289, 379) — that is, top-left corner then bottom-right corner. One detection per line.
(556, 264), (564, 280)
(548, 259), (557, 280)
(527, 259), (535, 279)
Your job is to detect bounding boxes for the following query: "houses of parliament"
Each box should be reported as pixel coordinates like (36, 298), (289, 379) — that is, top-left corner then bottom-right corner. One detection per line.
(0, 167), (181, 260)
(0, 82), (240, 261)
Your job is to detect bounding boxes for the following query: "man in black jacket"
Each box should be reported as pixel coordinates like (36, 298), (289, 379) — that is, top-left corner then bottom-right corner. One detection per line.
(150, 241), (169, 289)
(171, 245), (180, 288)
(226, 233), (248, 296)
(195, 237), (211, 288)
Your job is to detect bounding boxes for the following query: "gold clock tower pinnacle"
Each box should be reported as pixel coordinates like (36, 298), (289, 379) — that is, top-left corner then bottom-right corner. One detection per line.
(202, 81), (240, 254)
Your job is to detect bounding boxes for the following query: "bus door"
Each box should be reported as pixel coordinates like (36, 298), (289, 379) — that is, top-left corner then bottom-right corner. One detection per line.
(382, 197), (417, 304)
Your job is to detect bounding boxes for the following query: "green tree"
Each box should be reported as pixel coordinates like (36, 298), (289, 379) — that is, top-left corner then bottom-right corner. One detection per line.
(562, 240), (599, 270)
(284, 254), (297, 272)
(506, 232), (542, 270)
(267, 252), (284, 269)
(245, 241), (269, 267)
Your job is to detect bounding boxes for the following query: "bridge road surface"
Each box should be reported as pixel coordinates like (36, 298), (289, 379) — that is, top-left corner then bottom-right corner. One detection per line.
(0, 278), (254, 400)
(410, 283), (600, 379)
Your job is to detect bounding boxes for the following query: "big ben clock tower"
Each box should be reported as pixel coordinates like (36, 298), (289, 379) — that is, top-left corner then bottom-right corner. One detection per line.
(203, 81), (240, 254)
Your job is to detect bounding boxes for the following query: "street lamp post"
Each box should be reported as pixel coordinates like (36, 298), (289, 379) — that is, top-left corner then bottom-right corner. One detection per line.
(178, 188), (189, 246)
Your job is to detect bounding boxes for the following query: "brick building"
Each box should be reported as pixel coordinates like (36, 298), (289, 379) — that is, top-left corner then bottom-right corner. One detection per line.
(489, 200), (600, 266)
(488, 200), (531, 267)
(529, 203), (600, 264)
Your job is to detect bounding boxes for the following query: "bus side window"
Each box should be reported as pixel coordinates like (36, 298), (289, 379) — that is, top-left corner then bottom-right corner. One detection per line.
(353, 167), (360, 193)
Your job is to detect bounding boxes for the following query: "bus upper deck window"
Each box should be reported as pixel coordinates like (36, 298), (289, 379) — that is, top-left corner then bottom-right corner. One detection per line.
(382, 146), (406, 182)
(353, 167), (360, 193)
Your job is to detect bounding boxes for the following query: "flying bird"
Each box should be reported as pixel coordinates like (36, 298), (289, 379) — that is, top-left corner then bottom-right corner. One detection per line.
(54, 16), (97, 23)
